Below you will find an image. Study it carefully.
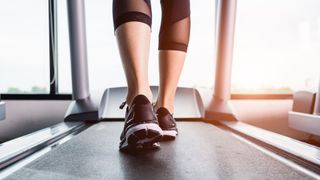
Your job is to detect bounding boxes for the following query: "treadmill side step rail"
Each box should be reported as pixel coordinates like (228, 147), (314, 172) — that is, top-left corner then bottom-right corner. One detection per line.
(220, 121), (320, 174)
(0, 122), (89, 171)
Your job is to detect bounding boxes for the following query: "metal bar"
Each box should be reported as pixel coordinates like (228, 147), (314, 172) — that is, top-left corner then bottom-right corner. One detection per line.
(67, 0), (90, 100)
(214, 0), (237, 101)
(205, 0), (237, 121)
(214, 0), (220, 44)
(64, 0), (98, 122)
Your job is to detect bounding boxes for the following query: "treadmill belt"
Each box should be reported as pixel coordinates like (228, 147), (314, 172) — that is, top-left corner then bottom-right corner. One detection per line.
(5, 122), (312, 179)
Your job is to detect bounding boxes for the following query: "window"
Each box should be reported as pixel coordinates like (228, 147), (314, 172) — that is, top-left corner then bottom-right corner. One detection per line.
(232, 0), (320, 94)
(0, 0), (50, 94)
(57, 0), (216, 93)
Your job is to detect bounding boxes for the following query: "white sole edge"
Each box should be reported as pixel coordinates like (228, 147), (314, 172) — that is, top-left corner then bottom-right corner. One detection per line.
(163, 130), (178, 137)
(120, 123), (163, 149)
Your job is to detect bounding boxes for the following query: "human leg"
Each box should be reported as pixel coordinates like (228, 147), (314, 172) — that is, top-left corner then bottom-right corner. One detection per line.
(155, 0), (191, 138)
(113, 0), (153, 106)
(113, 0), (163, 150)
(154, 0), (191, 113)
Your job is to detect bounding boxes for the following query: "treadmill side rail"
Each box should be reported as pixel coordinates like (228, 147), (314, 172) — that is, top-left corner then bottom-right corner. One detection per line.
(0, 122), (87, 171)
(288, 111), (320, 136)
(222, 120), (320, 173)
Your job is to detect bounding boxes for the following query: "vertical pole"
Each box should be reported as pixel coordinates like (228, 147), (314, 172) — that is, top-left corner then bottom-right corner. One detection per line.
(65, 0), (98, 122)
(314, 77), (320, 115)
(49, 0), (58, 94)
(67, 0), (90, 100)
(205, 0), (237, 121)
(215, 0), (220, 43)
(214, 0), (237, 101)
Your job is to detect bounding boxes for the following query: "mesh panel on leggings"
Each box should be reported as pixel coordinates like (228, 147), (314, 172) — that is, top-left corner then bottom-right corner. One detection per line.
(113, 0), (152, 31)
(159, 0), (190, 52)
(113, 0), (191, 52)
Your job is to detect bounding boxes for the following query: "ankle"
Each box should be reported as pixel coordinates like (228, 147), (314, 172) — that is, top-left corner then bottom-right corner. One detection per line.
(154, 101), (174, 114)
(126, 89), (153, 106)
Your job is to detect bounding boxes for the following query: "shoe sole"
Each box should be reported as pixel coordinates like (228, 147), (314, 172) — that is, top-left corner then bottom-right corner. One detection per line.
(163, 130), (178, 137)
(161, 130), (178, 141)
(120, 123), (163, 151)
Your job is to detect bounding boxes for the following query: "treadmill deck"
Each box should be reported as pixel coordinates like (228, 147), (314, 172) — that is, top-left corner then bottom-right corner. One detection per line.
(5, 122), (313, 179)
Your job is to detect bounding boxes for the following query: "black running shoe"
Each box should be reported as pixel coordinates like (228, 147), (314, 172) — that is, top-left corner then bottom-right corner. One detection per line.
(119, 95), (163, 151)
(156, 107), (178, 140)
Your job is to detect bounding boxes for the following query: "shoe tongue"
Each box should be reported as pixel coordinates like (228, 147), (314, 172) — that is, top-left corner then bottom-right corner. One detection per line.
(132, 95), (150, 105)
(156, 107), (171, 117)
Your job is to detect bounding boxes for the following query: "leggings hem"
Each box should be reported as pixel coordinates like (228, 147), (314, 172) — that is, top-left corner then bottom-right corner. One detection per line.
(114, 11), (152, 31)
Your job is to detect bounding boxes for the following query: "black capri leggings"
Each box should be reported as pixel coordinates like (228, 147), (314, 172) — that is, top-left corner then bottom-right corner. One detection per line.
(113, 0), (191, 52)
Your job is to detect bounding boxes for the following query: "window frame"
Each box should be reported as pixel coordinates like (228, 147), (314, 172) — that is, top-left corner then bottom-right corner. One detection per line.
(1, 0), (71, 100)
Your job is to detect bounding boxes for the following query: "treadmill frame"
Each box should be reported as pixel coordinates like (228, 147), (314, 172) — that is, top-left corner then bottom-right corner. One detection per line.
(1, 0), (320, 177)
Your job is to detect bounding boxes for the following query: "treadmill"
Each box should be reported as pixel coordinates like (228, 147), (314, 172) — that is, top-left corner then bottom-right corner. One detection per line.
(1, 0), (320, 179)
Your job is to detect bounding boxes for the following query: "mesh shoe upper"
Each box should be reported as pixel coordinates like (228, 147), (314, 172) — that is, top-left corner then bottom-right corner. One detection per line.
(156, 107), (177, 132)
(120, 95), (159, 140)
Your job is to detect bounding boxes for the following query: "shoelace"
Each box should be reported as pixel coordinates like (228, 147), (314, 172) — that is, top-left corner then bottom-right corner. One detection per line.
(120, 101), (174, 116)
(152, 103), (159, 116)
(119, 101), (127, 110)
(152, 103), (174, 117)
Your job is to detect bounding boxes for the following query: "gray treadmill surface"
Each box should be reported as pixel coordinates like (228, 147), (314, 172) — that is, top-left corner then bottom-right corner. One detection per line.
(5, 122), (313, 180)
